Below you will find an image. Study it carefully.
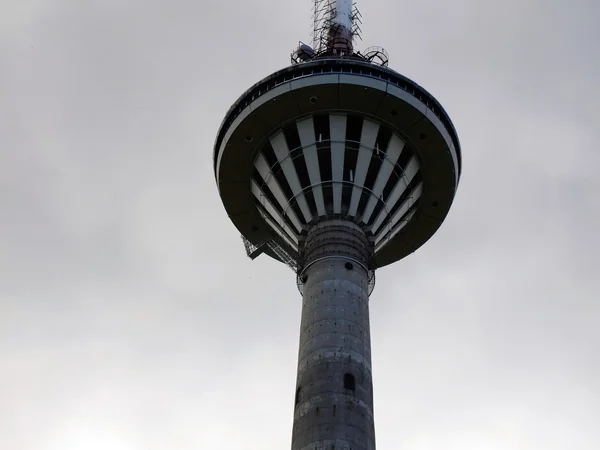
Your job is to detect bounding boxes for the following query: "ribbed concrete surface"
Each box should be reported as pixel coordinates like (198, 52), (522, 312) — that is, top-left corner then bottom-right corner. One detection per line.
(292, 220), (375, 450)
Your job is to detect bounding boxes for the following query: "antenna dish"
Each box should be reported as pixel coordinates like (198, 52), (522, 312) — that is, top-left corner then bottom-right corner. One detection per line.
(292, 42), (316, 63)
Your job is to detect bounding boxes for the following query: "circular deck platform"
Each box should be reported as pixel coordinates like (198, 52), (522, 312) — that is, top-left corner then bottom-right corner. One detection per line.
(214, 58), (462, 268)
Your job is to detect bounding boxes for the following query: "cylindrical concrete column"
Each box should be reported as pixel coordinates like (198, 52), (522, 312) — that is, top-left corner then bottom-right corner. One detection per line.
(292, 220), (375, 450)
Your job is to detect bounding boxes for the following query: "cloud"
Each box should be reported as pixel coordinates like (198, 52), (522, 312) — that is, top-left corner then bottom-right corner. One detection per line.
(1, 0), (598, 449)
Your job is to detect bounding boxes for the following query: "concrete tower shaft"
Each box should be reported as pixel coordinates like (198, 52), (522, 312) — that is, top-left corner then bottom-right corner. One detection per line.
(293, 220), (375, 450)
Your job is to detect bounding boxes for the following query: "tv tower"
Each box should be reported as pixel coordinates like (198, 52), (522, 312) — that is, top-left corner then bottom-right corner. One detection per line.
(213, 0), (461, 448)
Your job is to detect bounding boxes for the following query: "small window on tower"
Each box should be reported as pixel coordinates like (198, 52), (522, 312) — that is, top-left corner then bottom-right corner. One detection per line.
(344, 373), (356, 392)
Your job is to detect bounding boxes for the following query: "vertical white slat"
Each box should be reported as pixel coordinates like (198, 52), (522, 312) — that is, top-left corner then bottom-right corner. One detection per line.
(251, 180), (299, 245)
(374, 182), (423, 246)
(348, 119), (379, 218)
(329, 114), (347, 214)
(375, 208), (417, 252)
(270, 131), (313, 223)
(254, 153), (303, 232)
(297, 117), (326, 217)
(257, 208), (298, 251)
(361, 134), (405, 223)
(370, 156), (419, 234)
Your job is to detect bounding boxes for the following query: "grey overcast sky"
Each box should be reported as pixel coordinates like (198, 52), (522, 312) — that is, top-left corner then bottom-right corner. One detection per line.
(1, 0), (599, 449)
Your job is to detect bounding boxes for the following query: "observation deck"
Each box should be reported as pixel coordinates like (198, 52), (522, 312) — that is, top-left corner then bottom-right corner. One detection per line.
(213, 57), (461, 269)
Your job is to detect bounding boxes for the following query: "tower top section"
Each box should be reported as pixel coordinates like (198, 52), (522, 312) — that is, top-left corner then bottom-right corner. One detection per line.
(315, 0), (359, 54)
(213, 1), (462, 278)
(292, 0), (389, 67)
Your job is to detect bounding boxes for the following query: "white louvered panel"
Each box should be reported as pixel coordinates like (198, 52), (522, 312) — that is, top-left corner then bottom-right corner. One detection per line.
(370, 156), (419, 233)
(254, 153), (303, 232)
(269, 131), (313, 223)
(257, 208), (298, 251)
(329, 114), (347, 214)
(361, 134), (405, 224)
(375, 182), (422, 247)
(297, 117), (326, 217)
(251, 180), (299, 245)
(348, 119), (379, 218)
(375, 208), (417, 252)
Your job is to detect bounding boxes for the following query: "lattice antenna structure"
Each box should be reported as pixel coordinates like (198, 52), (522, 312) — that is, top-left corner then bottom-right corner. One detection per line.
(292, 0), (387, 66)
(311, 0), (333, 52)
(351, 2), (363, 43)
(310, 0), (358, 55)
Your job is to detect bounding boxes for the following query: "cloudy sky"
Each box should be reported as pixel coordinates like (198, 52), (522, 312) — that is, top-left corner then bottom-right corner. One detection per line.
(1, 0), (599, 449)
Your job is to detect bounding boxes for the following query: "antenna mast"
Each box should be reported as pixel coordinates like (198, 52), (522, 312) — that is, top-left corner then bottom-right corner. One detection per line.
(293, 0), (391, 66)
(312, 0), (361, 54)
